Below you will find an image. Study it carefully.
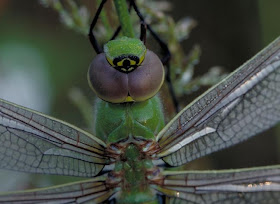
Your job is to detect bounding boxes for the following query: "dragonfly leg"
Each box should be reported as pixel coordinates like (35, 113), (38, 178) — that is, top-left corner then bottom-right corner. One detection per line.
(88, 0), (108, 54)
(130, 0), (179, 112)
(129, 0), (170, 63)
(110, 25), (122, 40)
(140, 22), (147, 44)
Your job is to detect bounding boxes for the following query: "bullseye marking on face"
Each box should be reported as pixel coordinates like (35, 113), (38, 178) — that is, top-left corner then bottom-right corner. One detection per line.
(107, 54), (146, 73)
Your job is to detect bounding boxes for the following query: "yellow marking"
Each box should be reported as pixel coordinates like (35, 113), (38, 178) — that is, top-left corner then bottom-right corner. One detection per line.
(117, 58), (136, 67)
(106, 51), (146, 69)
(128, 67), (134, 72)
(107, 57), (114, 67)
(125, 96), (134, 102)
(117, 61), (123, 67)
(121, 68), (127, 72)
(138, 54), (145, 65)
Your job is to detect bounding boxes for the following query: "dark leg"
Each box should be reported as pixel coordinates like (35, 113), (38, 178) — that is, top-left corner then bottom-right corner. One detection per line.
(110, 25), (122, 40)
(130, 0), (179, 112)
(140, 22), (147, 44)
(88, 0), (107, 54)
(129, 0), (170, 64)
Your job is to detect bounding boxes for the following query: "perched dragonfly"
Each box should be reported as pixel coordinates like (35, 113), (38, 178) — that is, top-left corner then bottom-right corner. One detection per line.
(1, 0), (280, 203)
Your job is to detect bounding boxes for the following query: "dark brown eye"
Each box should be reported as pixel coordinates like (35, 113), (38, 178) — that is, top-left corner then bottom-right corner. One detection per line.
(88, 53), (129, 103)
(88, 50), (164, 103)
(127, 50), (164, 102)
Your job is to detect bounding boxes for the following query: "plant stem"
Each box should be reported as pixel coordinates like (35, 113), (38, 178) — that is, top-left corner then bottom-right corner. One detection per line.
(113, 0), (135, 38)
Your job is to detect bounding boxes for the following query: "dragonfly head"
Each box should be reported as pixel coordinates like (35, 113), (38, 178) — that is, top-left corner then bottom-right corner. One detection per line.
(88, 37), (165, 103)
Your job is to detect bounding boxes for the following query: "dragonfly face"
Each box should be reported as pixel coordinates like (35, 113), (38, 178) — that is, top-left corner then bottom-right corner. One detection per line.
(88, 37), (165, 103)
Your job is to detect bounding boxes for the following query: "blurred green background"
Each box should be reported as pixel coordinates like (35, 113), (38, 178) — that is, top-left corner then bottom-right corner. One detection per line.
(0, 0), (279, 192)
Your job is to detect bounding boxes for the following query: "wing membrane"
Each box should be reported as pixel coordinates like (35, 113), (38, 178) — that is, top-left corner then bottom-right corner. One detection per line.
(0, 175), (116, 203)
(155, 165), (280, 203)
(166, 192), (280, 204)
(0, 98), (108, 177)
(156, 37), (280, 166)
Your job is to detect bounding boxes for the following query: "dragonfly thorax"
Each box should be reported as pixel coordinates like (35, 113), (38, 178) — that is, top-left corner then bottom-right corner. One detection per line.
(93, 96), (165, 203)
(93, 97), (165, 144)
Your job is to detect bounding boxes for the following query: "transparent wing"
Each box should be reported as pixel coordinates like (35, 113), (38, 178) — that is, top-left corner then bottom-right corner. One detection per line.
(0, 175), (116, 203)
(156, 37), (280, 166)
(0, 98), (109, 177)
(154, 165), (280, 204)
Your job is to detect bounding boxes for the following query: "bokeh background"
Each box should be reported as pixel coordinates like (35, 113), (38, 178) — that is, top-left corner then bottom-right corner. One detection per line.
(0, 0), (280, 192)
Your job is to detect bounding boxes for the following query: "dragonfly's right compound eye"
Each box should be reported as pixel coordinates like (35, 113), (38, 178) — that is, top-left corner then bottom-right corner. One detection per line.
(88, 50), (164, 103)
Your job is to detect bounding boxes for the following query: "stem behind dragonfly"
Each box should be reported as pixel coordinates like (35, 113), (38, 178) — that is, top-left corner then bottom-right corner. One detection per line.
(113, 0), (135, 38)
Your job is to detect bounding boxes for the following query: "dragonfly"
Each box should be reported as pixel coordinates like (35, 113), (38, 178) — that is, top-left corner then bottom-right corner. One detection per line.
(1, 0), (280, 203)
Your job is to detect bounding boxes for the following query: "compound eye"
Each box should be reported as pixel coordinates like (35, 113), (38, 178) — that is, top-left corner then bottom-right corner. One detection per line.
(88, 53), (129, 103)
(127, 50), (164, 102)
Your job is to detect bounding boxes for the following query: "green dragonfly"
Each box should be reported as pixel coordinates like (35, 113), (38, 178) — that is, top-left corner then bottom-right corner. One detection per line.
(1, 0), (280, 203)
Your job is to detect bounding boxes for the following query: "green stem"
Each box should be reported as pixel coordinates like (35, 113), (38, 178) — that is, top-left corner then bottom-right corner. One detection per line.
(113, 0), (135, 38)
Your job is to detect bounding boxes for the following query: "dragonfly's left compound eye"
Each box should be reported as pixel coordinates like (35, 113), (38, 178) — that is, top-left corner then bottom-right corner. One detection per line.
(88, 50), (164, 103)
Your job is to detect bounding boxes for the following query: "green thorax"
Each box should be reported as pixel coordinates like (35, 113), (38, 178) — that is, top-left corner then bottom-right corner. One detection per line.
(93, 96), (164, 203)
(93, 95), (165, 143)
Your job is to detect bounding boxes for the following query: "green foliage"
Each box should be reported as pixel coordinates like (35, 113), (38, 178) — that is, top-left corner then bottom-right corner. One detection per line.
(40, 0), (90, 34)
